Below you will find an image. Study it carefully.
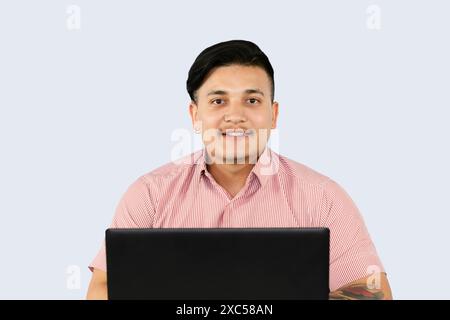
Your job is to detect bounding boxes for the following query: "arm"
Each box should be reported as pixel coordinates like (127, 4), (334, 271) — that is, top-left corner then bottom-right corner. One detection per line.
(86, 268), (108, 300)
(329, 272), (392, 300)
(87, 177), (156, 300)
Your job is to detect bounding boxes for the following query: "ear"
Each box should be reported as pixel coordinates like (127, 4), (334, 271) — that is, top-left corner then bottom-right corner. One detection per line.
(271, 101), (279, 129)
(189, 101), (201, 133)
(189, 101), (198, 125)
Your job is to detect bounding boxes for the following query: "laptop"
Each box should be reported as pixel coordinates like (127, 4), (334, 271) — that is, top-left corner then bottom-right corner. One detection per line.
(106, 227), (329, 300)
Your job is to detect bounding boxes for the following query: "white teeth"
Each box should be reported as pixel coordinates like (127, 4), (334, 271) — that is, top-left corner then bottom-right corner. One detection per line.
(221, 129), (253, 137)
(226, 132), (245, 137)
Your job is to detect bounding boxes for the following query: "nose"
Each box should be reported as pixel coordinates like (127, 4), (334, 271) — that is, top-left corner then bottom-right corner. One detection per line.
(224, 101), (247, 124)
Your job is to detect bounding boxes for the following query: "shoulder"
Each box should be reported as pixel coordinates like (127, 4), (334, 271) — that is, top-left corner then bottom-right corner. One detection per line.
(275, 152), (355, 206)
(275, 152), (331, 188)
(138, 149), (203, 186)
(118, 150), (203, 208)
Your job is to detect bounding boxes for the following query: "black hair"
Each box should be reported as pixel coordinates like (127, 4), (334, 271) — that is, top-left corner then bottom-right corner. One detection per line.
(186, 40), (275, 102)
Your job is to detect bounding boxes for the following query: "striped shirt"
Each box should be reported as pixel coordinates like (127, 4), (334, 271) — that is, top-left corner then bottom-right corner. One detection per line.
(89, 147), (384, 292)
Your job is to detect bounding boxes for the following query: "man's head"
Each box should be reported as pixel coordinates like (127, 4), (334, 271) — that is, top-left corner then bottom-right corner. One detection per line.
(187, 40), (279, 164)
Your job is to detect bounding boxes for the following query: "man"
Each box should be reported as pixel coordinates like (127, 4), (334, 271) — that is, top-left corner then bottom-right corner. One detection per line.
(87, 40), (392, 300)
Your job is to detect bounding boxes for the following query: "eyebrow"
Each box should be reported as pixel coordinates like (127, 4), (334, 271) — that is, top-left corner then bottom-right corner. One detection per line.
(206, 88), (265, 97)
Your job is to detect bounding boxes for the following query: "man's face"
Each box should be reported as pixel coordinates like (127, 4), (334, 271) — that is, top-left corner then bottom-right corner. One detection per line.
(189, 64), (279, 164)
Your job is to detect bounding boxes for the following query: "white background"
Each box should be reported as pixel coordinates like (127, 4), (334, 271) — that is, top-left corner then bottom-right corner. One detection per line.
(0, 0), (449, 299)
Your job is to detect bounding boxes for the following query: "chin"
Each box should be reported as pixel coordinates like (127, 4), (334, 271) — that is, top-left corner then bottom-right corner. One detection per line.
(221, 151), (260, 165)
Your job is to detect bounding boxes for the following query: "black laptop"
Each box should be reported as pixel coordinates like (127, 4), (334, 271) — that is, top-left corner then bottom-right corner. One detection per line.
(106, 228), (329, 300)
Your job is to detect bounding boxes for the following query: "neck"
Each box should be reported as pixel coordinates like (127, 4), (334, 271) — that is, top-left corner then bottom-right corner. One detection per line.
(206, 161), (255, 198)
(204, 147), (269, 198)
(207, 162), (254, 182)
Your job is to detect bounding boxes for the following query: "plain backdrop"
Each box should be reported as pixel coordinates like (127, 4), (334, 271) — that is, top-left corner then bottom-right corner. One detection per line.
(0, 0), (449, 299)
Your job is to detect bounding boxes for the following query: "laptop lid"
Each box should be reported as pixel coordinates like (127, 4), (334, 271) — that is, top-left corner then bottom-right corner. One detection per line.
(106, 227), (329, 300)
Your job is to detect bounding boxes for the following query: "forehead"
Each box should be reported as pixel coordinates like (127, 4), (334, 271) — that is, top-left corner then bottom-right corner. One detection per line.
(198, 65), (271, 95)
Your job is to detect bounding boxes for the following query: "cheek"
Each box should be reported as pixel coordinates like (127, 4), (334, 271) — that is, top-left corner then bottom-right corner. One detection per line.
(197, 112), (222, 130)
(248, 112), (273, 128)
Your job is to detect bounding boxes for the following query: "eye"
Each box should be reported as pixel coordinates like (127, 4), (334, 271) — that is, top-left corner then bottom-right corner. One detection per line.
(211, 99), (225, 105)
(247, 98), (260, 105)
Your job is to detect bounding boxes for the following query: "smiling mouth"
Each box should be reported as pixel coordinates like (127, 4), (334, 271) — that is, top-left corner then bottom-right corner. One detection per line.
(220, 129), (255, 137)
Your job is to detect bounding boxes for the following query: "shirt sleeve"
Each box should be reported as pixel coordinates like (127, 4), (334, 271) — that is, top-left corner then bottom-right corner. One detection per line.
(320, 179), (385, 292)
(88, 176), (156, 272)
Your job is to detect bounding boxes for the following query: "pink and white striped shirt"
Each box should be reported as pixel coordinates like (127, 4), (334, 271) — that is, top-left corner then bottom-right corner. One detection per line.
(89, 147), (384, 292)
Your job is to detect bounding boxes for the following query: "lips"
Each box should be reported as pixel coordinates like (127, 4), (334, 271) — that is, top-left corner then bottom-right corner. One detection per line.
(220, 128), (254, 137)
